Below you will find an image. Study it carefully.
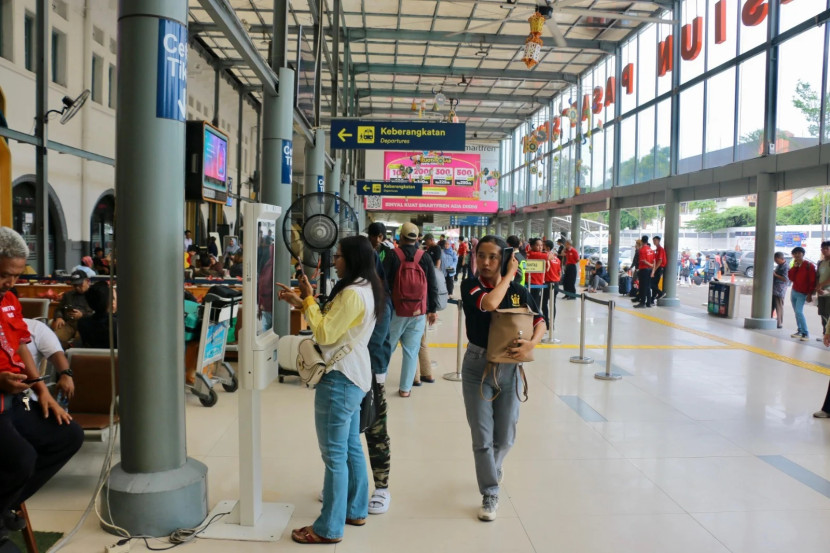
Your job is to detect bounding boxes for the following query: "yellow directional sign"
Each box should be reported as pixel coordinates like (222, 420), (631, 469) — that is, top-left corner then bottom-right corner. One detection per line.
(356, 180), (423, 197)
(337, 128), (353, 142)
(525, 259), (547, 273)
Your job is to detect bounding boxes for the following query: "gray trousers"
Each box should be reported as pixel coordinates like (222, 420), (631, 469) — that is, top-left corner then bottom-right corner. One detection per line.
(461, 343), (522, 497)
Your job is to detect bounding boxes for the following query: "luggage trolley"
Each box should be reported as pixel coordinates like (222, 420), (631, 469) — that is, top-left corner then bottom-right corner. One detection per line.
(187, 291), (240, 406)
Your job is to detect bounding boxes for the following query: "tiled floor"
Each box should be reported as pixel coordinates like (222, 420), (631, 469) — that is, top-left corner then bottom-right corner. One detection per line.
(23, 288), (830, 552)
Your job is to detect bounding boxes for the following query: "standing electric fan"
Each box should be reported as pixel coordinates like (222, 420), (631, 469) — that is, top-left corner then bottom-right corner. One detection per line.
(281, 192), (360, 299)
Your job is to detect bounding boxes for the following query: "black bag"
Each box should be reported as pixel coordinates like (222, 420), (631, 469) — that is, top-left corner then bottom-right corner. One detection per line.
(818, 295), (830, 318)
(206, 284), (242, 299)
(359, 374), (380, 433)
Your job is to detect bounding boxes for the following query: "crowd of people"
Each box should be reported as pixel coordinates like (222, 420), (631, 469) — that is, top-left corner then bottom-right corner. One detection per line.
(273, 222), (548, 544)
(184, 231), (243, 279)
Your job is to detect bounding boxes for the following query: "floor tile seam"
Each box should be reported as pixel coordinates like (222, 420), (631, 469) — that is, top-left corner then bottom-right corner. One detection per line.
(616, 306), (830, 377)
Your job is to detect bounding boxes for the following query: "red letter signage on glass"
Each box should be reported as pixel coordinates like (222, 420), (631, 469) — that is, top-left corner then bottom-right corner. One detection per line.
(657, 35), (673, 77)
(680, 17), (703, 61)
(621, 63), (635, 95)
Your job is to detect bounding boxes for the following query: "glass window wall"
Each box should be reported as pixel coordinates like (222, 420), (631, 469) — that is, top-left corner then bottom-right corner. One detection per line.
(679, 82), (704, 173)
(776, 25), (825, 151)
(619, 116), (636, 186)
(704, 67), (736, 169)
(736, 53), (766, 161)
(636, 106), (656, 183)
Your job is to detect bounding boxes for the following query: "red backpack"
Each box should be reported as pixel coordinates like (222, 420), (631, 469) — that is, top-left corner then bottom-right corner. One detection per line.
(392, 248), (428, 317)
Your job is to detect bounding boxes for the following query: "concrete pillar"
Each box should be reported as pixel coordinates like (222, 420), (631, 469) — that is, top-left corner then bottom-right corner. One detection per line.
(570, 205), (582, 250)
(105, 0), (207, 536)
(510, 219), (518, 236)
(261, 66), (295, 337)
(326, 155), (341, 195)
(524, 219), (532, 241)
(305, 129), (325, 196)
(659, 188), (681, 306)
(745, 173), (777, 329)
(545, 212), (554, 242)
(607, 199), (621, 293)
(495, 221), (502, 236)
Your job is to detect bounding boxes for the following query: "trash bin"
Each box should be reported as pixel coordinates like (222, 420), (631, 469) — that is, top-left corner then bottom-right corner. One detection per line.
(707, 281), (739, 318)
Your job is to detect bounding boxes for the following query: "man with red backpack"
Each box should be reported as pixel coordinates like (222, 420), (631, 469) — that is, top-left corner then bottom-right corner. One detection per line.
(382, 222), (439, 397)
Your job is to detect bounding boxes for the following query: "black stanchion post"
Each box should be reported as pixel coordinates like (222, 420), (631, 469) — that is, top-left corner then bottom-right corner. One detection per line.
(569, 293), (593, 364)
(541, 282), (559, 344)
(594, 299), (621, 380)
(443, 298), (464, 382)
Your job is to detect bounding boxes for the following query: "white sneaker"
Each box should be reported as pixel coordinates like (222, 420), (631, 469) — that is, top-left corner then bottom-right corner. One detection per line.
(368, 488), (391, 514)
(477, 494), (499, 522)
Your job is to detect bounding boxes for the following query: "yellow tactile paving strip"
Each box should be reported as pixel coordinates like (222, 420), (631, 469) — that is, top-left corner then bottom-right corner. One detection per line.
(615, 306), (830, 377)
(427, 306), (830, 377)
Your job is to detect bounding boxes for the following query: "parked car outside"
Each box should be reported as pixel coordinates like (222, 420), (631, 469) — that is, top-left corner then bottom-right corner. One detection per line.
(737, 251), (755, 277)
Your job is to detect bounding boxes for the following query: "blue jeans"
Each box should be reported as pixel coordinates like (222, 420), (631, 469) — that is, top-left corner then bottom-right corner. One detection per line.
(388, 314), (425, 393)
(312, 371), (369, 540)
(461, 344), (522, 497)
(791, 290), (809, 336)
(368, 298), (393, 375)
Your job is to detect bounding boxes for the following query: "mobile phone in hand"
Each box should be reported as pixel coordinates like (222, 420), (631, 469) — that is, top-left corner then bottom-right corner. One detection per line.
(501, 247), (515, 277)
(23, 375), (50, 385)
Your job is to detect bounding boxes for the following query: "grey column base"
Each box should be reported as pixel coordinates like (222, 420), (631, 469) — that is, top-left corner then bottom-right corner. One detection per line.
(605, 285), (619, 294)
(744, 317), (778, 330)
(657, 297), (680, 307)
(101, 458), (208, 537)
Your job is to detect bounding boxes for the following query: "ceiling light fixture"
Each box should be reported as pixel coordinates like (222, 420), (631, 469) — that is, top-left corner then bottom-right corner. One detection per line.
(458, 75), (469, 87)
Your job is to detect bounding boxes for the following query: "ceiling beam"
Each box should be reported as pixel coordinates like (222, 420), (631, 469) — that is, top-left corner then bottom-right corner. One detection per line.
(348, 29), (616, 53)
(357, 88), (548, 105)
(357, 108), (529, 121)
(351, 63), (577, 83)
(188, 23), (616, 53)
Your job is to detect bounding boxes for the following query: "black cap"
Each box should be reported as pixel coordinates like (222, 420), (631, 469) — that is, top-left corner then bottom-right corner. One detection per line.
(69, 270), (88, 285)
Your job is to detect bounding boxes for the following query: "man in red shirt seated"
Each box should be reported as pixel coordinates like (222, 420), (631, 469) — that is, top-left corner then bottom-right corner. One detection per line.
(634, 235), (655, 308)
(0, 228), (83, 545)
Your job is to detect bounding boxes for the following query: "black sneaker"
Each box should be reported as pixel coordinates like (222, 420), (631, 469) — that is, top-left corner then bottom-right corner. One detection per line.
(634, 303), (647, 309)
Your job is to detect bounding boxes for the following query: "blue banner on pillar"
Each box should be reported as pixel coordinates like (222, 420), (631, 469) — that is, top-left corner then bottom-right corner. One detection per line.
(156, 19), (187, 121)
(317, 176), (324, 193)
(335, 192), (340, 214)
(281, 140), (293, 185)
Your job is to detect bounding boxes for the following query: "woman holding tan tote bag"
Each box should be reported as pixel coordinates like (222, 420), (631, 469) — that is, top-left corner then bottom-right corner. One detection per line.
(459, 235), (546, 523)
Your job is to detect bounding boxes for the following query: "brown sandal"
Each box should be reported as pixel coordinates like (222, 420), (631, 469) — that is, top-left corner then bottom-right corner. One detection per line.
(398, 390), (411, 397)
(291, 526), (342, 544)
(345, 518), (366, 526)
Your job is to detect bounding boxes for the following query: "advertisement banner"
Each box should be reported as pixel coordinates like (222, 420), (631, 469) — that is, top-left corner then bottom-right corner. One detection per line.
(369, 151), (499, 213)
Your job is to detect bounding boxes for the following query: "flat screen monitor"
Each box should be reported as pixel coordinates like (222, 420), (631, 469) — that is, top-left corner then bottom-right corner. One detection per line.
(256, 219), (277, 336)
(204, 125), (228, 187)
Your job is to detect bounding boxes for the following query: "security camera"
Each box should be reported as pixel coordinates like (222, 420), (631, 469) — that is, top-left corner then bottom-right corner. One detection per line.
(473, 132), (478, 139)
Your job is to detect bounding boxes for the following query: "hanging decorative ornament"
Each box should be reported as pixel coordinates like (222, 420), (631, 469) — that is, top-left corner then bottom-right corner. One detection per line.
(432, 101), (440, 113)
(434, 92), (447, 107)
(521, 12), (545, 69)
(411, 99), (418, 112)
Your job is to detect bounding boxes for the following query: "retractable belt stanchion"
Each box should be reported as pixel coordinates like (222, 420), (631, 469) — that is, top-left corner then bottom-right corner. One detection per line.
(569, 293), (593, 364)
(541, 282), (560, 344)
(443, 298), (464, 382)
(594, 299), (621, 380)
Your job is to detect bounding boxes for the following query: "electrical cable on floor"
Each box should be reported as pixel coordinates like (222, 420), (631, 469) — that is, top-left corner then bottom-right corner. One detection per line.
(45, 231), (232, 552)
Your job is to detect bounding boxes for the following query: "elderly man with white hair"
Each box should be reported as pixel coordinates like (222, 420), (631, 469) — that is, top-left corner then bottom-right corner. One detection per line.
(0, 227), (83, 546)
